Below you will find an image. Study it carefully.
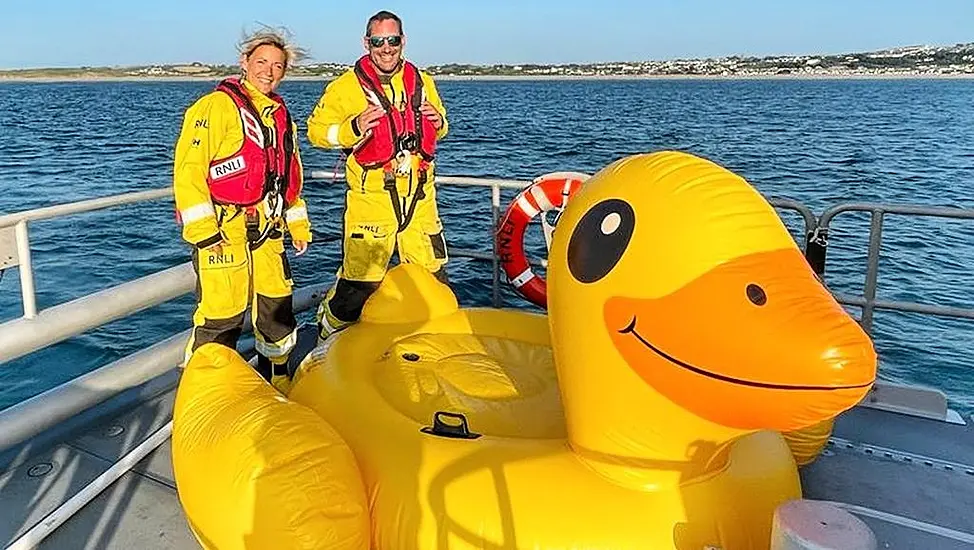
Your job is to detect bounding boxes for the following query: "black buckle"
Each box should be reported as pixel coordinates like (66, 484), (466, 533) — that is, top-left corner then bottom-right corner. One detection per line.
(245, 211), (261, 243)
(398, 132), (418, 152)
(382, 168), (396, 189)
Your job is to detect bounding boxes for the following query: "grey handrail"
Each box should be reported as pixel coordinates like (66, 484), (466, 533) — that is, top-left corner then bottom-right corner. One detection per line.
(768, 197), (818, 239)
(0, 263), (195, 364)
(0, 173), (530, 230)
(0, 171), (970, 460)
(0, 189), (174, 229)
(820, 202), (974, 224)
(0, 173), (533, 321)
(816, 202), (974, 333)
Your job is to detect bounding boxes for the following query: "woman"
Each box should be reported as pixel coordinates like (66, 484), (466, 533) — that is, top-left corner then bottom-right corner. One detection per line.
(172, 27), (311, 393)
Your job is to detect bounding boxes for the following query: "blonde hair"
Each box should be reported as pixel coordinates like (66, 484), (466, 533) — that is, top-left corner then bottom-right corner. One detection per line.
(238, 24), (309, 68)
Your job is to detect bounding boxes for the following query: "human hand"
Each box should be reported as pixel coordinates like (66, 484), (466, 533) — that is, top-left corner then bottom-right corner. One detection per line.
(205, 240), (225, 257)
(293, 240), (308, 256)
(420, 101), (443, 130)
(356, 105), (385, 135)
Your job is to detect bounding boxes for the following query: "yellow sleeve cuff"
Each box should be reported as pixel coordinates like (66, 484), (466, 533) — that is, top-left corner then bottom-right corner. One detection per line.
(436, 116), (449, 140)
(285, 202), (312, 242)
(307, 116), (361, 150)
(288, 222), (312, 243)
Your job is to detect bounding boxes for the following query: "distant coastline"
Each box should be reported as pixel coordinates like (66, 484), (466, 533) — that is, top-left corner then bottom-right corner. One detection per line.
(1, 73), (973, 83)
(3, 42), (974, 82)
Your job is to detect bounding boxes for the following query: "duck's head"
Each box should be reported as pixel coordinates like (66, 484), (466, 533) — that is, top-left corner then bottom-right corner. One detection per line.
(548, 152), (877, 438)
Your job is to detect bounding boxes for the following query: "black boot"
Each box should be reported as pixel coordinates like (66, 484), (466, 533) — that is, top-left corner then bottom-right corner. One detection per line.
(255, 354), (273, 382)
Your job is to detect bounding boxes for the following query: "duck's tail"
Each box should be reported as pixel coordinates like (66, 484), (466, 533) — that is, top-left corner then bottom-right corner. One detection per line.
(172, 343), (370, 550)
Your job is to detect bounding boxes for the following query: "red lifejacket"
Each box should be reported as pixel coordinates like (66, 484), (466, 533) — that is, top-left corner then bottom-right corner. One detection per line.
(205, 78), (302, 208)
(352, 55), (437, 171)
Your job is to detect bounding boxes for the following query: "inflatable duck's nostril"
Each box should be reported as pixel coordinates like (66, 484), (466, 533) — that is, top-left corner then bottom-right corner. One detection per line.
(746, 284), (767, 306)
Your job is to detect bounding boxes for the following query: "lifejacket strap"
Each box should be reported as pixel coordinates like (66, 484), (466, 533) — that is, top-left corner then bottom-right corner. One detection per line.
(397, 166), (429, 233)
(382, 168), (405, 230)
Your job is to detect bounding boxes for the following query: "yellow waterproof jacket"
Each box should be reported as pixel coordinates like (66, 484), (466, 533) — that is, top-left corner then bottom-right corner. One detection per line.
(173, 80), (312, 248)
(306, 62), (448, 194)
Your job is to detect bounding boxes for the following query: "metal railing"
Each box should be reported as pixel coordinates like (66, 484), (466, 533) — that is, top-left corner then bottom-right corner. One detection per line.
(305, 170), (532, 309)
(1, 173), (972, 361)
(0, 189), (174, 320)
(0, 172), (972, 433)
(810, 203), (974, 334)
(0, 173), (529, 364)
(3, 175), (974, 338)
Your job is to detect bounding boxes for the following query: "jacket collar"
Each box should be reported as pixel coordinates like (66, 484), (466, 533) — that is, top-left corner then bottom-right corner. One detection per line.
(240, 78), (282, 116)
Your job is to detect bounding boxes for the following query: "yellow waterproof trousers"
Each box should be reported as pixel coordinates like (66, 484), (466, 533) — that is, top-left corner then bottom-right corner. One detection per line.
(317, 184), (449, 337)
(186, 206), (297, 375)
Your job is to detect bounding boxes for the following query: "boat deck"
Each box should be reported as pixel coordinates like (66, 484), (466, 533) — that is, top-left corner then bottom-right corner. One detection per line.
(0, 389), (194, 549)
(2, 346), (972, 549)
(801, 407), (974, 549)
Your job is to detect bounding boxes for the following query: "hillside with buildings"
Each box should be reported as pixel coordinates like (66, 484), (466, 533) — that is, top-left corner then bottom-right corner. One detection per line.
(3, 43), (973, 79)
(425, 43), (974, 77)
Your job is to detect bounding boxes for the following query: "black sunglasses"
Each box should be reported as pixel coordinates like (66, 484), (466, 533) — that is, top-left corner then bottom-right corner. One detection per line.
(368, 35), (402, 48)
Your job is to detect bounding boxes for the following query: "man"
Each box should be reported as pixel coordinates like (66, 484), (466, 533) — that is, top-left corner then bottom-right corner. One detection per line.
(172, 27), (311, 393)
(307, 10), (450, 341)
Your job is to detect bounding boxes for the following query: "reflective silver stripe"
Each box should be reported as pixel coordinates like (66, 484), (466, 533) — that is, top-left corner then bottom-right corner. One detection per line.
(511, 267), (534, 288)
(255, 328), (298, 359)
(326, 124), (341, 146)
(516, 195), (539, 218)
(285, 206), (308, 223)
(180, 203), (215, 223)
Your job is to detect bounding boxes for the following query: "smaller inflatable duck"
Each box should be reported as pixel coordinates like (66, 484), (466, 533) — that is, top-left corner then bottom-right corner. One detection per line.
(172, 151), (877, 550)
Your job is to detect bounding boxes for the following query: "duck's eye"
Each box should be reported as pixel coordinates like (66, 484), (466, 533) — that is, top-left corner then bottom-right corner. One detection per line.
(567, 199), (635, 283)
(746, 284), (767, 306)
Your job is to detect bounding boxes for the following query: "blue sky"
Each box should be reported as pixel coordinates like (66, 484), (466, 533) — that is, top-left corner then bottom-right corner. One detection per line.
(2, 1), (972, 69)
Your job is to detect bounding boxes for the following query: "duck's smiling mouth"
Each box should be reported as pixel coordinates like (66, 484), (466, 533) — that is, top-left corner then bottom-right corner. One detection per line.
(619, 317), (872, 391)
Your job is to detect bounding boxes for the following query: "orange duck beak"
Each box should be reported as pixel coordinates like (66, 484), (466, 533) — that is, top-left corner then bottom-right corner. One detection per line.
(605, 248), (877, 432)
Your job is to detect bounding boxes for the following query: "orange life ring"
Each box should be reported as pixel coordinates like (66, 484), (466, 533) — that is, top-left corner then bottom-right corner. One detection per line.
(496, 172), (589, 308)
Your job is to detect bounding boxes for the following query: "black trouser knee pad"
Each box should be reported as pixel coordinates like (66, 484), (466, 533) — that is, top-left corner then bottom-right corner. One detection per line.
(254, 293), (296, 344)
(191, 312), (245, 354)
(328, 279), (382, 323)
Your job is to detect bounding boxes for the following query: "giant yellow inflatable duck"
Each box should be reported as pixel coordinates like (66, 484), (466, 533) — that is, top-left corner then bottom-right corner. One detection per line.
(172, 151), (877, 549)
